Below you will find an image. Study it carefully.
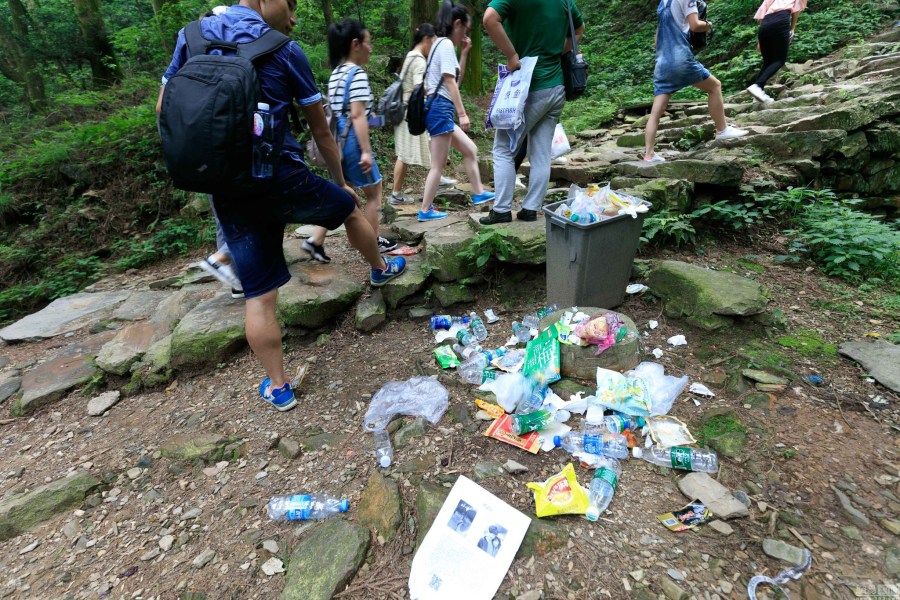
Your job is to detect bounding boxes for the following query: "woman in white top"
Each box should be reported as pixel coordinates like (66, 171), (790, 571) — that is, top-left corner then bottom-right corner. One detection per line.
(747, 0), (807, 104)
(417, 0), (495, 222)
(302, 19), (396, 263)
(389, 24), (436, 206)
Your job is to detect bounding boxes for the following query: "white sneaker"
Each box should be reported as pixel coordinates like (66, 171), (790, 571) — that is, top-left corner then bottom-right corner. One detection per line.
(551, 156), (568, 165)
(439, 176), (458, 187)
(515, 176), (526, 190)
(716, 125), (750, 140)
(747, 84), (774, 104)
(198, 256), (242, 289)
(642, 153), (666, 163)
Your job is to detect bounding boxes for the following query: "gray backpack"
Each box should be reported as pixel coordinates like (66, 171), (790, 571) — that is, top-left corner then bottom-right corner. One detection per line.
(378, 55), (424, 128)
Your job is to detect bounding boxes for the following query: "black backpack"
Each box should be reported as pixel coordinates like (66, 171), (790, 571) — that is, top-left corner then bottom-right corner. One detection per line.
(158, 20), (290, 194)
(379, 55), (424, 128)
(406, 39), (447, 136)
(690, 0), (711, 54)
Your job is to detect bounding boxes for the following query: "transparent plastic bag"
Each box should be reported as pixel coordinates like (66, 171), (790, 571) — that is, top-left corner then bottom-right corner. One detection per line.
(479, 372), (532, 413)
(624, 362), (688, 416)
(363, 376), (450, 432)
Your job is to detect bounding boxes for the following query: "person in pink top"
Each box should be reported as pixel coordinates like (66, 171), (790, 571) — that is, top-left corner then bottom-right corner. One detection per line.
(747, 0), (807, 103)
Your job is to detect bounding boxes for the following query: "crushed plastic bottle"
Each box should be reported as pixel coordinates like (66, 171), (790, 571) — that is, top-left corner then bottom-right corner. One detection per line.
(373, 428), (393, 467)
(430, 315), (470, 330)
(553, 432), (629, 459)
(469, 312), (488, 342)
(597, 414), (646, 434)
(535, 304), (560, 320)
(511, 321), (532, 343)
(458, 365), (498, 385)
(452, 343), (479, 361)
(522, 314), (540, 330)
(516, 384), (548, 414)
(510, 409), (564, 435)
(586, 457), (621, 521)
(632, 446), (719, 472)
(267, 494), (349, 521)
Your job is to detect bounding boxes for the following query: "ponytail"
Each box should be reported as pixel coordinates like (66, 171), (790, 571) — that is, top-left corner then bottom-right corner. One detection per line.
(433, 0), (469, 37)
(411, 23), (436, 50)
(327, 18), (367, 69)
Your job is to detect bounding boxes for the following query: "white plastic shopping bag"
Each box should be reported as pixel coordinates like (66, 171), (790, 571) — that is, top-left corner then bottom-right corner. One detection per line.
(550, 123), (571, 159)
(485, 56), (537, 132)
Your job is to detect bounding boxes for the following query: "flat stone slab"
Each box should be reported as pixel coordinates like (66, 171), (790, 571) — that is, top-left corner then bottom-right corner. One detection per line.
(423, 221), (478, 282)
(0, 472), (101, 541)
(380, 254), (430, 308)
(392, 215), (466, 244)
(615, 159), (744, 187)
(708, 129), (847, 159)
(839, 339), (900, 392)
(762, 538), (806, 566)
(277, 262), (365, 328)
(12, 331), (115, 416)
(467, 213), (546, 265)
(169, 291), (246, 370)
(111, 290), (170, 321)
(0, 291), (130, 342)
(540, 309), (640, 379)
(356, 472), (402, 542)
(160, 433), (245, 463)
(677, 472), (749, 520)
(280, 520), (370, 600)
(355, 290), (386, 332)
(97, 321), (169, 375)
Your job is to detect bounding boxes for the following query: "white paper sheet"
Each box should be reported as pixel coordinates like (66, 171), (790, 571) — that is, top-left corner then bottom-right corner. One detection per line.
(409, 476), (531, 600)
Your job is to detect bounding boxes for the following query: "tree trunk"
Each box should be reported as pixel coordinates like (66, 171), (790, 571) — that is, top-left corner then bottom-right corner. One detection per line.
(410, 0), (434, 38)
(72, 0), (122, 87)
(321, 0), (334, 27)
(3, 0), (46, 108)
(460, 0), (483, 95)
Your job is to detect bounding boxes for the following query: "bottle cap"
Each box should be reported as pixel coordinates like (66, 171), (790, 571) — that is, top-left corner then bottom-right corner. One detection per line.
(585, 507), (600, 521)
(379, 455), (392, 468)
(553, 435), (562, 447)
(257, 102), (270, 111)
(632, 447), (642, 458)
(339, 499), (350, 512)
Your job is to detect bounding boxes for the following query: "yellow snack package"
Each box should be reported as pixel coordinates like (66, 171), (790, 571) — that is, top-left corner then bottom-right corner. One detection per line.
(474, 398), (505, 419)
(525, 463), (589, 518)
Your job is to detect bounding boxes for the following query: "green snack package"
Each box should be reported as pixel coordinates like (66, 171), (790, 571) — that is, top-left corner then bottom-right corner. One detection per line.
(434, 345), (460, 369)
(522, 329), (561, 385)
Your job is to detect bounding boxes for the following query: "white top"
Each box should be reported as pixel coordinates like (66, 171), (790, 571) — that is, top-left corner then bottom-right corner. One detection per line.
(327, 63), (373, 115)
(425, 38), (459, 102)
(668, 0), (699, 34)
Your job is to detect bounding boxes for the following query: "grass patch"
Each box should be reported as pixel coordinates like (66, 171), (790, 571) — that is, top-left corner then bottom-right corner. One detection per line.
(697, 413), (746, 448)
(775, 329), (838, 357)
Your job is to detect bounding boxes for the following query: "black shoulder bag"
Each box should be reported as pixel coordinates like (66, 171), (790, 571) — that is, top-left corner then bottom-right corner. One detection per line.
(561, 0), (588, 101)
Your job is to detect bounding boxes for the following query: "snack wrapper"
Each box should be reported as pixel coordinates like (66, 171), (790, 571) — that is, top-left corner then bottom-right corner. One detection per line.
(647, 415), (697, 448)
(434, 346), (460, 369)
(595, 367), (652, 416)
(475, 398), (506, 419)
(657, 500), (711, 532)
(525, 463), (589, 518)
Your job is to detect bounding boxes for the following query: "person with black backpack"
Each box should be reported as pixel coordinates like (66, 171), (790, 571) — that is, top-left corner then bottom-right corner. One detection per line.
(158, 0), (406, 412)
(642, 0), (748, 163)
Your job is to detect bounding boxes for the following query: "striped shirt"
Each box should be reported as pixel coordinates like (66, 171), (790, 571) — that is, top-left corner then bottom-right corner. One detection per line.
(327, 63), (373, 116)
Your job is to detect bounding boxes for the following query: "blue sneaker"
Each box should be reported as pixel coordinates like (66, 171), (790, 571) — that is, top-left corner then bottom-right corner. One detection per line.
(370, 256), (406, 287)
(417, 206), (449, 221)
(472, 191), (495, 205)
(259, 377), (297, 412)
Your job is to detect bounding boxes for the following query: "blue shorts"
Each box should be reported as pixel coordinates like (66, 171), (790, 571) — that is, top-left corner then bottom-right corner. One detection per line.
(337, 116), (382, 188)
(213, 166), (356, 299)
(425, 94), (456, 137)
(653, 51), (711, 95)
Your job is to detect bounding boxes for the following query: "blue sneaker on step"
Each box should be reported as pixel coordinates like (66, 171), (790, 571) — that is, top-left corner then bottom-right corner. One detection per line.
(259, 377), (297, 412)
(417, 206), (449, 221)
(472, 191), (495, 205)
(371, 256), (406, 287)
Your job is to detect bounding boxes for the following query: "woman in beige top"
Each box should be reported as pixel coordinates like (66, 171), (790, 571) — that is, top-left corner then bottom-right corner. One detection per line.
(389, 24), (436, 205)
(747, 0), (807, 104)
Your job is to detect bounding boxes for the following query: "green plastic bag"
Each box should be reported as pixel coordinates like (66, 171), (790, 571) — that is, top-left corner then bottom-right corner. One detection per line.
(522, 329), (561, 385)
(434, 346), (460, 369)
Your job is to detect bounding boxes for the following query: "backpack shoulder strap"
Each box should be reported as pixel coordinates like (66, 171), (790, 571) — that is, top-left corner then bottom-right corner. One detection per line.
(238, 28), (291, 62)
(341, 65), (361, 116)
(183, 20), (214, 58)
(425, 38), (448, 96)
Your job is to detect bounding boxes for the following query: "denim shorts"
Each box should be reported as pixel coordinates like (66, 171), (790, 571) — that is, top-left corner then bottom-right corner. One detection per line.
(425, 94), (456, 137)
(337, 116), (382, 188)
(214, 166), (356, 299)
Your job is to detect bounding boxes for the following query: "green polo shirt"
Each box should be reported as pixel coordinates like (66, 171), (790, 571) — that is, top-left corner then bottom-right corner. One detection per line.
(488, 0), (584, 91)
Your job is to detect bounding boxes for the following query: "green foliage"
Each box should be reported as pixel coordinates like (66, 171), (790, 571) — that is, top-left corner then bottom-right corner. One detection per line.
(112, 217), (215, 270)
(641, 211), (698, 247)
(775, 329), (838, 357)
(674, 127), (707, 151)
(696, 413), (746, 448)
(457, 228), (514, 268)
(692, 199), (768, 230)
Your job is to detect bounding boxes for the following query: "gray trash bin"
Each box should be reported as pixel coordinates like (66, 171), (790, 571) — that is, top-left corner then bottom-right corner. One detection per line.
(542, 199), (651, 309)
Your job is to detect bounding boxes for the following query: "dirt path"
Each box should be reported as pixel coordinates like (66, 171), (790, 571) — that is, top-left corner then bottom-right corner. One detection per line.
(0, 231), (897, 600)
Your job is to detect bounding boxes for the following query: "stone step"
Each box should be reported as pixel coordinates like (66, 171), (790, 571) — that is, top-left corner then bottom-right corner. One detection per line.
(615, 158), (744, 187)
(708, 129), (847, 159)
(0, 291), (130, 343)
(466, 213), (546, 265)
(276, 261), (366, 329)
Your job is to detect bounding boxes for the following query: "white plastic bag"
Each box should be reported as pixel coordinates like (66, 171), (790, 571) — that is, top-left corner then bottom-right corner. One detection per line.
(486, 56), (538, 132)
(478, 372), (532, 413)
(624, 362), (688, 416)
(550, 123), (571, 159)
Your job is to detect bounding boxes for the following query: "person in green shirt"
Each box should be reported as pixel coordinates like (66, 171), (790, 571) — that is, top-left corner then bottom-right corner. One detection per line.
(480, 0), (584, 224)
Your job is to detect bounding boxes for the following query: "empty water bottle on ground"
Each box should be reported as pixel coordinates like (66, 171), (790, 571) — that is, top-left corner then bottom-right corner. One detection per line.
(373, 429), (393, 468)
(632, 446), (719, 472)
(586, 457), (621, 521)
(516, 384), (548, 414)
(431, 315), (469, 330)
(469, 312), (488, 341)
(535, 304), (560, 320)
(456, 329), (477, 347)
(510, 409), (563, 435)
(554, 432), (629, 459)
(252, 102), (275, 179)
(453, 343), (480, 362)
(459, 365), (498, 385)
(522, 314), (540, 330)
(596, 415), (646, 434)
(267, 494), (350, 521)
(512, 321), (532, 343)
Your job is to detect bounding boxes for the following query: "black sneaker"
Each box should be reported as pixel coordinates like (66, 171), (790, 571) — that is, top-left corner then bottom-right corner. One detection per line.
(231, 288), (245, 299)
(301, 239), (331, 263)
(377, 236), (398, 252)
(517, 208), (537, 222)
(479, 209), (512, 225)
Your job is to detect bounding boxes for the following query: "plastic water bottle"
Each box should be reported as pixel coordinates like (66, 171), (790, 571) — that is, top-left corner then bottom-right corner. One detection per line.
(633, 446), (719, 472)
(251, 102), (275, 179)
(522, 314), (540, 330)
(453, 343), (480, 361)
(553, 432), (629, 459)
(586, 457), (621, 521)
(459, 365), (497, 385)
(456, 329), (477, 347)
(431, 315), (469, 330)
(469, 312), (488, 341)
(266, 494), (349, 521)
(511, 321), (531, 343)
(373, 429), (393, 468)
(535, 304), (559, 320)
(516, 384), (547, 414)
(595, 415), (646, 434)
(510, 409), (563, 435)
